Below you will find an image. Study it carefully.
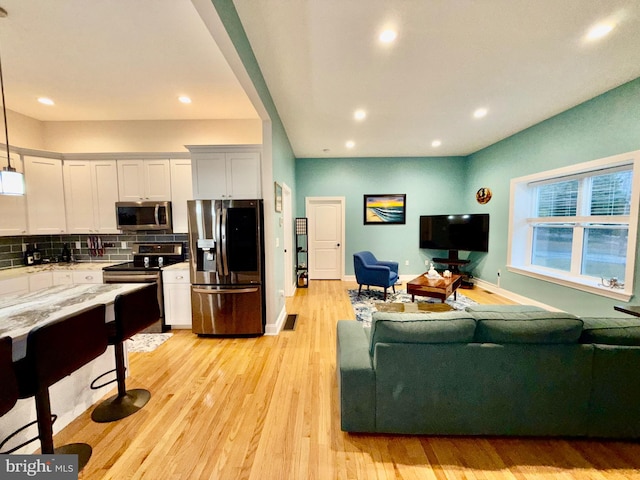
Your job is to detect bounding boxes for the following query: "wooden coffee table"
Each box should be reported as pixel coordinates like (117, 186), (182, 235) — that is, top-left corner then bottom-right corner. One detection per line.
(406, 273), (463, 302)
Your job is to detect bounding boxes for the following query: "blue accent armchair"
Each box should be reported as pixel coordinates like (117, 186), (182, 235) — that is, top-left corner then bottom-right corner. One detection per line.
(353, 251), (399, 300)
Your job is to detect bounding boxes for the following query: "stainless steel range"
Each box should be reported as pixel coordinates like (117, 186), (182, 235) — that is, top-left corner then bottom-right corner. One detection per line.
(102, 242), (185, 333)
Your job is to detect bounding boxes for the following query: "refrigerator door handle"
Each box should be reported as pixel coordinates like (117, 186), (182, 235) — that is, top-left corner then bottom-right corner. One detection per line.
(192, 287), (259, 295)
(215, 202), (224, 275)
(221, 206), (229, 275)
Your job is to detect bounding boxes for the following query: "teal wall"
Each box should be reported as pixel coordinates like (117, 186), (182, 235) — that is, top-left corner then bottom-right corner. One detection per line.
(295, 156), (473, 276)
(211, 0), (296, 320)
(468, 77), (640, 317)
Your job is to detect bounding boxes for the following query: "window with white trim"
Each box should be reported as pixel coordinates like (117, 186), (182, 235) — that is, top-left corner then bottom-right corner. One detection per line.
(508, 150), (640, 300)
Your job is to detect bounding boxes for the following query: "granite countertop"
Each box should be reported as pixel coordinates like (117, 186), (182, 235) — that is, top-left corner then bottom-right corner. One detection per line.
(0, 283), (150, 358)
(0, 262), (118, 281)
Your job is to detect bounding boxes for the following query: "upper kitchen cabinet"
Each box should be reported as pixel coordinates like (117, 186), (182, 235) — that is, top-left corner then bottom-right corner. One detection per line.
(0, 154), (27, 236)
(63, 160), (120, 233)
(24, 156), (66, 234)
(169, 159), (192, 233)
(117, 159), (171, 201)
(187, 145), (261, 200)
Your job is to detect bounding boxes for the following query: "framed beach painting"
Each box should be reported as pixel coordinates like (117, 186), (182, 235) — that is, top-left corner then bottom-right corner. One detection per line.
(363, 194), (406, 225)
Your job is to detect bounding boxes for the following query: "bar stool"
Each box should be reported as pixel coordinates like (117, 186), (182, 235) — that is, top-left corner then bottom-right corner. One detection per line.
(9, 304), (107, 470)
(91, 284), (160, 423)
(0, 336), (18, 416)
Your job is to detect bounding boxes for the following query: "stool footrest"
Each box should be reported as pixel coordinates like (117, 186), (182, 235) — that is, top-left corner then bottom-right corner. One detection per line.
(0, 414), (57, 454)
(90, 367), (125, 390)
(91, 389), (151, 423)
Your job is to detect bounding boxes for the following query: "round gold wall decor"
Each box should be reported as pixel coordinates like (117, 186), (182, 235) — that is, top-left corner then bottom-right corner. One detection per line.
(476, 187), (492, 204)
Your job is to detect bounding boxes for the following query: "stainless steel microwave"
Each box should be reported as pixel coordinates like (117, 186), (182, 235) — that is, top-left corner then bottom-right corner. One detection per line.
(115, 201), (172, 231)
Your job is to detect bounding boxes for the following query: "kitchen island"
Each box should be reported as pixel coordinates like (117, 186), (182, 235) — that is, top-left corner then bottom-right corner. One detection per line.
(0, 283), (149, 454)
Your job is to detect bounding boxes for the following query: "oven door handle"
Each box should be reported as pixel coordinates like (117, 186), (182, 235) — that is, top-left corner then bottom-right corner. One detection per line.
(104, 274), (159, 283)
(192, 287), (258, 295)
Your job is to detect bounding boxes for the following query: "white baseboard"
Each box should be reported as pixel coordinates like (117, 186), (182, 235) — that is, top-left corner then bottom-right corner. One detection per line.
(344, 274), (414, 283)
(265, 304), (288, 335)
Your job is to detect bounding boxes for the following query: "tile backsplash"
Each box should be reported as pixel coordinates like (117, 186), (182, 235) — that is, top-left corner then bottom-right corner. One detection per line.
(0, 233), (189, 270)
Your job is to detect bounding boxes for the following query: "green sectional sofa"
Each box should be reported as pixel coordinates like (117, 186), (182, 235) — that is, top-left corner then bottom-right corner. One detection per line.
(336, 305), (640, 438)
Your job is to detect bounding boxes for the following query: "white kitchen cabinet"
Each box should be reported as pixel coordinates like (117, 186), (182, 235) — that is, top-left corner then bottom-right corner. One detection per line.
(169, 159), (192, 233)
(64, 160), (119, 233)
(72, 270), (103, 284)
(188, 146), (261, 200)
(0, 276), (29, 297)
(117, 159), (171, 201)
(163, 268), (191, 328)
(52, 271), (73, 285)
(28, 271), (53, 291)
(0, 154), (27, 236)
(24, 156), (67, 234)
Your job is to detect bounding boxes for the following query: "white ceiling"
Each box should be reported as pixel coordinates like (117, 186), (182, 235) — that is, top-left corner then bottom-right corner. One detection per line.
(0, 0), (257, 121)
(1, 1), (639, 158)
(233, 0), (640, 157)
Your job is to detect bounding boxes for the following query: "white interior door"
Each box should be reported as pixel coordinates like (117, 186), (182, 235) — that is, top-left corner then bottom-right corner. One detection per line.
(306, 197), (345, 280)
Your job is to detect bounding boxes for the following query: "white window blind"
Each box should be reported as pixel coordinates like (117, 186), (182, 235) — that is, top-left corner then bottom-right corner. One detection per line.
(589, 170), (632, 216)
(536, 180), (578, 217)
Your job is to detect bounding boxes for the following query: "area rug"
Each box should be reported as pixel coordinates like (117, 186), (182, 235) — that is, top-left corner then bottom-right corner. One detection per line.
(126, 333), (173, 353)
(348, 289), (478, 327)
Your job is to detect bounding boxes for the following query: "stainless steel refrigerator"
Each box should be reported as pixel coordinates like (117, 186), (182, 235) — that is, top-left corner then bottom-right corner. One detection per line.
(187, 199), (265, 336)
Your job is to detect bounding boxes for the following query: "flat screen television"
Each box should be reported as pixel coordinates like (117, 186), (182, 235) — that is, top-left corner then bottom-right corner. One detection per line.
(419, 214), (489, 256)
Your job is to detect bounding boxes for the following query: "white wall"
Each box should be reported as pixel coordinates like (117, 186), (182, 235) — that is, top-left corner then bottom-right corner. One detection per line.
(2, 110), (46, 150)
(42, 119), (262, 152)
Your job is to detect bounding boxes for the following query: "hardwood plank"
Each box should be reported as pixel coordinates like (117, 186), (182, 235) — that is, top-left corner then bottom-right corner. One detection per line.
(41, 280), (640, 479)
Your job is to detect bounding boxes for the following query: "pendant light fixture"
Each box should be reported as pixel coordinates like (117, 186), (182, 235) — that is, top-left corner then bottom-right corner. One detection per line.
(0, 6), (25, 196)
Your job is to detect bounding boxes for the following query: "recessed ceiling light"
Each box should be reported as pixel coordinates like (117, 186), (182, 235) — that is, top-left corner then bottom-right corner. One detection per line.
(587, 23), (615, 40)
(431, 140), (442, 147)
(473, 107), (488, 119)
(37, 97), (54, 106)
(379, 29), (397, 44)
(354, 109), (366, 121)
(178, 96), (192, 104)
(346, 140), (355, 149)
(586, 23), (615, 41)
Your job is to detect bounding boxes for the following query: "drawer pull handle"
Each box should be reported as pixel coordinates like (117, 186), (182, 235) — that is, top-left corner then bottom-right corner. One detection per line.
(193, 287), (258, 295)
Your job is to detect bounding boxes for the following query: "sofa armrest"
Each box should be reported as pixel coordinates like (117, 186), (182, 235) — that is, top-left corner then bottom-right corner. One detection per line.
(337, 320), (376, 432)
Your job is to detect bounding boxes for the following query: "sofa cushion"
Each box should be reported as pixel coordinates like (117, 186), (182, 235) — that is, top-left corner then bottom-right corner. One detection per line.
(580, 317), (640, 346)
(470, 311), (583, 344)
(369, 311), (476, 355)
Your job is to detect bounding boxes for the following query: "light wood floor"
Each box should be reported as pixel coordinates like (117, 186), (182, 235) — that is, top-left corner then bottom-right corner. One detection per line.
(51, 281), (640, 479)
